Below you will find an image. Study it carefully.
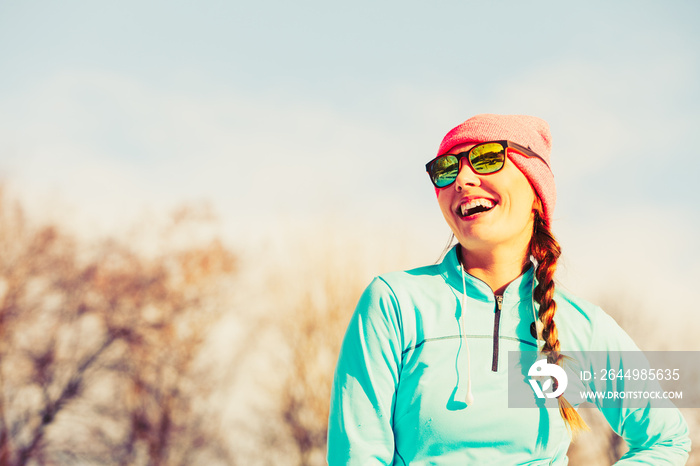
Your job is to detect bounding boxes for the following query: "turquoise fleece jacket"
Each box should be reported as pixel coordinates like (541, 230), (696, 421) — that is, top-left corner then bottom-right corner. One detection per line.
(327, 245), (690, 465)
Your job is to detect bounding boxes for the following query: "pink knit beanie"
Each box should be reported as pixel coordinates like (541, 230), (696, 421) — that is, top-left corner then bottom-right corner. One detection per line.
(437, 113), (556, 225)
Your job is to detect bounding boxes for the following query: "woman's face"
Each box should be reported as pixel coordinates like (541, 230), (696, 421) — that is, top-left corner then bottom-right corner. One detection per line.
(436, 142), (537, 255)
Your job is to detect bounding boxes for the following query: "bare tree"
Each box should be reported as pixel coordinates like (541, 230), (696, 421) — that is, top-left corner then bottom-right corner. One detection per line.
(262, 236), (395, 466)
(245, 235), (367, 465)
(0, 189), (237, 465)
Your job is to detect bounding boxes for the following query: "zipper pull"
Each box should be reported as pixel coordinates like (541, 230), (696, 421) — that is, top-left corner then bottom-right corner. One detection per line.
(492, 295), (503, 372)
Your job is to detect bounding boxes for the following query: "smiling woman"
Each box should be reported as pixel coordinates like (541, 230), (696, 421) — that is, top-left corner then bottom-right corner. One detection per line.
(327, 114), (691, 465)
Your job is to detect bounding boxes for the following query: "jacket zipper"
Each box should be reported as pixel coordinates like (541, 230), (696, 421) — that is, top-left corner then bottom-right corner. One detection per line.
(492, 295), (503, 372)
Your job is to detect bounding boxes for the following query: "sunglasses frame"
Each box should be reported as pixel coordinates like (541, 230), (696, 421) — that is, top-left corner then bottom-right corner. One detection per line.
(425, 140), (549, 188)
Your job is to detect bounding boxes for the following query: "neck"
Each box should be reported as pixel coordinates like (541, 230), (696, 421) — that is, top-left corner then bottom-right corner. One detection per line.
(459, 244), (530, 295)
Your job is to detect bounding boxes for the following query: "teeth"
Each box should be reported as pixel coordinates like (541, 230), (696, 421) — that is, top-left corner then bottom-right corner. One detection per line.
(460, 198), (495, 216)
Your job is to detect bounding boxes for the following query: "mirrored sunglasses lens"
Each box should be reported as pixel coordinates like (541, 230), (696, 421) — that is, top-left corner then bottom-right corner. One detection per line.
(469, 143), (506, 174)
(431, 156), (459, 187)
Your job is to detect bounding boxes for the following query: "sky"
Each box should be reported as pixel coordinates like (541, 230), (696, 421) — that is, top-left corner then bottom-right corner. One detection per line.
(1, 1), (699, 345)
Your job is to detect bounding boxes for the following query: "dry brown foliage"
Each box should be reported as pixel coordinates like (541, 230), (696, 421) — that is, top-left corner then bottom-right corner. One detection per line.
(0, 189), (237, 465)
(265, 237), (371, 466)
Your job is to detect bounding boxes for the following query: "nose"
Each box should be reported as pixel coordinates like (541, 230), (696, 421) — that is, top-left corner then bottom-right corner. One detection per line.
(453, 162), (481, 190)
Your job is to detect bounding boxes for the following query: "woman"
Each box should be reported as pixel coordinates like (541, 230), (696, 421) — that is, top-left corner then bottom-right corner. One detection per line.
(327, 114), (691, 464)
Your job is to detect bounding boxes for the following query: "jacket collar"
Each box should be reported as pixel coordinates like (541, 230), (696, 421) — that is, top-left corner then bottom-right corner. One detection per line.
(439, 244), (535, 304)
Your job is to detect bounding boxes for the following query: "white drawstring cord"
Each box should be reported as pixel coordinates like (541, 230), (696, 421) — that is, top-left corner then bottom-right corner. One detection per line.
(461, 264), (474, 405)
(459, 257), (540, 406)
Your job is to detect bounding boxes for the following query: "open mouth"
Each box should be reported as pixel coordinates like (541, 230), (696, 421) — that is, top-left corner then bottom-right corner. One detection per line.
(459, 198), (496, 218)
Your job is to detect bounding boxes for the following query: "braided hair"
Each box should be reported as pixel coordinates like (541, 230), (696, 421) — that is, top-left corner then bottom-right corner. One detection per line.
(530, 207), (589, 436)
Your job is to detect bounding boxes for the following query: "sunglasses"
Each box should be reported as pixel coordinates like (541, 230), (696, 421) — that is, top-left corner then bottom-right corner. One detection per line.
(425, 140), (548, 188)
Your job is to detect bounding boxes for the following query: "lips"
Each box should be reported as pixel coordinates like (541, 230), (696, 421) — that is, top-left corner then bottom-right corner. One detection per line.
(458, 198), (497, 218)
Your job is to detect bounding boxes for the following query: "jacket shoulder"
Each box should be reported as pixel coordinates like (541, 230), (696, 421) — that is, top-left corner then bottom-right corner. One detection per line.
(553, 287), (638, 352)
(378, 262), (444, 285)
(554, 287), (603, 322)
(355, 263), (447, 320)
(374, 262), (451, 301)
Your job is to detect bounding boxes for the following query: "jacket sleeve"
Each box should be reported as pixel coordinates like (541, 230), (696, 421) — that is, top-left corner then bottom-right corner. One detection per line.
(589, 311), (691, 465)
(327, 277), (404, 465)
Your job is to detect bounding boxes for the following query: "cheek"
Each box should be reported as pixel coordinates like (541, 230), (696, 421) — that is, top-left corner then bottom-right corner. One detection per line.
(507, 170), (537, 210)
(435, 188), (454, 217)
(516, 187), (537, 220)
